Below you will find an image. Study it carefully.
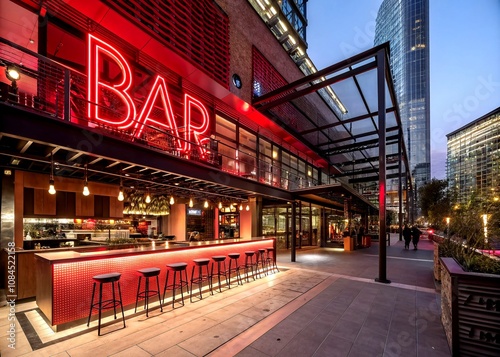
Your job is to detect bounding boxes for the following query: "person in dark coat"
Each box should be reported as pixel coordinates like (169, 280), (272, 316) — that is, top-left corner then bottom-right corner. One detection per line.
(402, 224), (412, 250)
(411, 225), (422, 250)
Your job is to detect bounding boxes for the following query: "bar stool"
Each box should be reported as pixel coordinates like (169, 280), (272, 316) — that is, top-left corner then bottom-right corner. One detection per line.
(244, 251), (257, 282)
(190, 258), (212, 302)
(211, 256), (228, 292)
(227, 253), (243, 288)
(87, 272), (126, 336)
(162, 262), (189, 308)
(265, 247), (279, 274)
(135, 267), (163, 317)
(257, 248), (268, 277)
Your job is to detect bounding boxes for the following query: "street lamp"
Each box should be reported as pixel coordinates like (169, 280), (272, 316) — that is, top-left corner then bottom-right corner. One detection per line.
(445, 217), (450, 239)
(482, 214), (488, 244)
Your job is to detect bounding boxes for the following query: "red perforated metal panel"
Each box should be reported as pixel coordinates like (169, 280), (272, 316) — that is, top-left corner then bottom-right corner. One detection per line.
(252, 46), (310, 133)
(104, 0), (230, 88)
(48, 240), (275, 326)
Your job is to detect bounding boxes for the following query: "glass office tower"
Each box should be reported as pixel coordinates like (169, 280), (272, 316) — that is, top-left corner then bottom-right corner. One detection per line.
(447, 108), (500, 204)
(374, 0), (431, 212)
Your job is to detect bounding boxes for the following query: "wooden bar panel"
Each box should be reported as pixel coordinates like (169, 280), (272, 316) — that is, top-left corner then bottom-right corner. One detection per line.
(35, 256), (53, 324)
(75, 193), (94, 217)
(34, 188), (56, 215)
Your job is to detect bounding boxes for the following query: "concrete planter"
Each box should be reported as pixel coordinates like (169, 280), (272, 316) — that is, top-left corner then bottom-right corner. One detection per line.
(440, 257), (500, 356)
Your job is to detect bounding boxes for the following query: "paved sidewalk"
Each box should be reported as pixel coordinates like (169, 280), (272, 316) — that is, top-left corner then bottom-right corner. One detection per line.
(1, 235), (450, 356)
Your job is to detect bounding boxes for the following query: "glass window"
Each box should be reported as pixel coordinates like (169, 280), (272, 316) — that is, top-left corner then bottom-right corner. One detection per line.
(239, 128), (256, 150)
(216, 115), (236, 141)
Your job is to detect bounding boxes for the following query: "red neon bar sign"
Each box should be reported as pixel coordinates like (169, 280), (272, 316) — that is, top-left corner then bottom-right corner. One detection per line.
(87, 34), (210, 154)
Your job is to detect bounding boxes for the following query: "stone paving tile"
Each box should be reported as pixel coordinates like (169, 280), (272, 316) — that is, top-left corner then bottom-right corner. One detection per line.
(109, 345), (151, 357)
(237, 346), (272, 357)
(312, 334), (353, 357)
(329, 318), (364, 342)
(154, 345), (196, 357)
(249, 330), (297, 356)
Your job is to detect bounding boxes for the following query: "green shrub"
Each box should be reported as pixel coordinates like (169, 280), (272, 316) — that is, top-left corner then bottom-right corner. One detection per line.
(439, 238), (500, 275)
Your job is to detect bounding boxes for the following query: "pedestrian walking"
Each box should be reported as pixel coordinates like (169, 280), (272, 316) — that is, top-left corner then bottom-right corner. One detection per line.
(411, 225), (421, 250)
(402, 224), (412, 250)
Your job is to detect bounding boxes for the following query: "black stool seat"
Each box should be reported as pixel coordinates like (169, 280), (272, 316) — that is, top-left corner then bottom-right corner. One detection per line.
(168, 262), (189, 270)
(211, 256), (228, 292)
(87, 272), (125, 336)
(138, 267), (161, 277)
(244, 251), (257, 282)
(163, 262), (189, 307)
(93, 272), (121, 283)
(135, 267), (162, 317)
(190, 258), (212, 302)
(227, 253), (243, 287)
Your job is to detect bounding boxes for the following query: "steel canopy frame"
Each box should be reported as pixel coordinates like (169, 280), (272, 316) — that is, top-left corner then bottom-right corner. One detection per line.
(252, 42), (412, 283)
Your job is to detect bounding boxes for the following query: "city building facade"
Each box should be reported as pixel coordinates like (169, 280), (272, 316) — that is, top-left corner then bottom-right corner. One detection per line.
(374, 0), (430, 217)
(447, 107), (500, 204)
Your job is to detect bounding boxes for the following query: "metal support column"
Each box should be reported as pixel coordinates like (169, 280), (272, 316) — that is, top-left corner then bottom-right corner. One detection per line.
(291, 201), (297, 262)
(375, 49), (390, 284)
(398, 131), (403, 241)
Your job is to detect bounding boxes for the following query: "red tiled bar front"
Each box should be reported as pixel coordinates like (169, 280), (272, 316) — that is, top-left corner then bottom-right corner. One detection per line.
(34, 238), (275, 328)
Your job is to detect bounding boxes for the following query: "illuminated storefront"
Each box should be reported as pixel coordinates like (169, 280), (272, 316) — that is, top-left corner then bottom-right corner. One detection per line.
(1, 0), (410, 282)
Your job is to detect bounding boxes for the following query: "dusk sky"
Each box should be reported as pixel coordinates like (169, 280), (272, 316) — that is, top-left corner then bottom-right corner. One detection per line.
(306, 0), (500, 180)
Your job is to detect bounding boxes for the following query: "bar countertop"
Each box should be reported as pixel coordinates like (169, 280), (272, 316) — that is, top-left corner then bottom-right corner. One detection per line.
(34, 238), (270, 263)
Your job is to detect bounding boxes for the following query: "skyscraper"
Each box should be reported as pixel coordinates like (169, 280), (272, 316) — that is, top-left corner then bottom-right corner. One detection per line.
(374, 0), (431, 211)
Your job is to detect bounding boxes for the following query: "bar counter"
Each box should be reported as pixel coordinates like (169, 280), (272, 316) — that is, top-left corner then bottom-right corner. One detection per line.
(34, 238), (276, 329)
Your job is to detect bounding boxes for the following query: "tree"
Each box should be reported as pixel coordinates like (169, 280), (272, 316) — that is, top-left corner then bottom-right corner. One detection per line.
(418, 179), (450, 229)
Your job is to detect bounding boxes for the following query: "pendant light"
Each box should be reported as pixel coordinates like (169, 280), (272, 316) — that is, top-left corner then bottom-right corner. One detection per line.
(189, 197), (194, 208)
(169, 195), (175, 205)
(82, 164), (90, 196)
(145, 189), (151, 204)
(239, 203), (243, 211)
(218, 201), (222, 209)
(48, 153), (56, 195)
(204, 199), (209, 209)
(246, 204), (250, 211)
(117, 176), (124, 202)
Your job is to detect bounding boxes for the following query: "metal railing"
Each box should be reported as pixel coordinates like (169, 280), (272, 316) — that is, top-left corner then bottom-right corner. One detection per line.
(0, 36), (323, 191)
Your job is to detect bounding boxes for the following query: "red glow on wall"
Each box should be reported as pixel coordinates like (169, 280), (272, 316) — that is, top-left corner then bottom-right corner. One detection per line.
(86, 34), (211, 154)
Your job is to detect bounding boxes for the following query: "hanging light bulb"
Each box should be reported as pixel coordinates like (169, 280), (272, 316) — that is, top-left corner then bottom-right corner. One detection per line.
(117, 176), (124, 201)
(48, 153), (56, 195)
(82, 164), (90, 196)
(169, 195), (175, 205)
(246, 204), (250, 211)
(83, 183), (90, 196)
(239, 203), (243, 211)
(218, 201), (222, 209)
(48, 179), (56, 195)
(145, 190), (151, 204)
(189, 198), (194, 208)
(204, 200), (209, 208)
